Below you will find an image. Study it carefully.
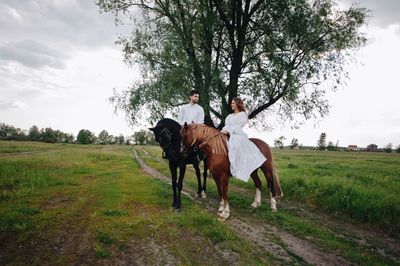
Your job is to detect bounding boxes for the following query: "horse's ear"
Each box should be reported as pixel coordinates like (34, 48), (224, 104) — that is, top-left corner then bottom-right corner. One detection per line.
(183, 122), (188, 129)
(149, 126), (156, 132)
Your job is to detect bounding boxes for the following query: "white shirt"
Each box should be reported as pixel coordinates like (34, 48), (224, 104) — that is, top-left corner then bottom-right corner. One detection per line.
(178, 103), (205, 125)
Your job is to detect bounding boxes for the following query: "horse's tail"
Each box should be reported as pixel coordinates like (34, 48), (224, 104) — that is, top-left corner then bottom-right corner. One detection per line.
(270, 150), (283, 198)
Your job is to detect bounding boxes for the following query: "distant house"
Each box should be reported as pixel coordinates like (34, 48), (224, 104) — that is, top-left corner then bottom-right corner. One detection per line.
(347, 145), (358, 151)
(367, 144), (378, 152)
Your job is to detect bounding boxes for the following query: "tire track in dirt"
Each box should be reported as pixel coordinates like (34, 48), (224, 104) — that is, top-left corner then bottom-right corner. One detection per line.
(133, 149), (351, 265)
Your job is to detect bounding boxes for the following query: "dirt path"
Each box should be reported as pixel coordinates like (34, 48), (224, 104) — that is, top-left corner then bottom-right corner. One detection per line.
(0, 150), (58, 157)
(133, 149), (353, 265)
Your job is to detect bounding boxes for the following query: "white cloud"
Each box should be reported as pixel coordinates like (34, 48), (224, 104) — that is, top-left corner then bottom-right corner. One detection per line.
(342, 0), (400, 28)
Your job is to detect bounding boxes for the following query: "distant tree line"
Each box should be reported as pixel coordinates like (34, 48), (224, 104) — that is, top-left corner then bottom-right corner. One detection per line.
(274, 132), (400, 153)
(0, 122), (155, 146)
(0, 123), (74, 143)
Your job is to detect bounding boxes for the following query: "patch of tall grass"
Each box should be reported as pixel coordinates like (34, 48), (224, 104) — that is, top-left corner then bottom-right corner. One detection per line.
(274, 149), (400, 236)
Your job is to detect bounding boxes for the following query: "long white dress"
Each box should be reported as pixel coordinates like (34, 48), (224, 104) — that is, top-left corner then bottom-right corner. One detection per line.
(222, 111), (266, 182)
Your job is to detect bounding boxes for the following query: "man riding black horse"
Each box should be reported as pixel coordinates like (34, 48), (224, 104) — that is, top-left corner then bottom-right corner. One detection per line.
(149, 118), (208, 210)
(149, 90), (208, 210)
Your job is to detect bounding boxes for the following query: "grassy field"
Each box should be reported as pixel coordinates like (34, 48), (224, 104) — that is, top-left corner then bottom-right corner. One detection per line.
(1, 140), (399, 265)
(139, 145), (400, 235)
(274, 149), (400, 235)
(136, 145), (400, 265)
(0, 141), (271, 265)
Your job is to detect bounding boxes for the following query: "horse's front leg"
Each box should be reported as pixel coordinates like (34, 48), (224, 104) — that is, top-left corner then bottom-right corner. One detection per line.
(211, 173), (224, 213)
(176, 163), (186, 210)
(169, 162), (178, 209)
(260, 167), (278, 212)
(202, 159), (208, 198)
(192, 162), (202, 198)
(218, 174), (230, 221)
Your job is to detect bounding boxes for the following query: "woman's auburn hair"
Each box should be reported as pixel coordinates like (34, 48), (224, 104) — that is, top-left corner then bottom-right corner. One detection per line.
(232, 97), (246, 112)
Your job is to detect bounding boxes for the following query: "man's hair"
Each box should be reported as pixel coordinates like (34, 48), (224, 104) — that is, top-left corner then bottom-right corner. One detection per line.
(189, 90), (200, 96)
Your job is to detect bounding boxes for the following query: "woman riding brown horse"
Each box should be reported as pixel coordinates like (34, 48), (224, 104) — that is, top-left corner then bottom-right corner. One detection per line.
(181, 123), (282, 220)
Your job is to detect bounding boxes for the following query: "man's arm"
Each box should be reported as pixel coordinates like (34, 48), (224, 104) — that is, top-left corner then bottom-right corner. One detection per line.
(198, 106), (205, 124)
(178, 105), (185, 125)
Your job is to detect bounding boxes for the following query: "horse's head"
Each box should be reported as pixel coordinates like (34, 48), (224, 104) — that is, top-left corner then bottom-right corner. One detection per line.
(181, 123), (228, 156)
(180, 122), (200, 149)
(149, 125), (173, 150)
(150, 119), (182, 161)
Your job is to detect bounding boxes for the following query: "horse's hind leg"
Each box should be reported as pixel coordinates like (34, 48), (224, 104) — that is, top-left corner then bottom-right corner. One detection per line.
(260, 165), (277, 212)
(250, 170), (262, 208)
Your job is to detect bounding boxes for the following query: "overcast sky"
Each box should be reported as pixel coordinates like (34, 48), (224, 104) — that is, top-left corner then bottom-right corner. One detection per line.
(0, 0), (399, 148)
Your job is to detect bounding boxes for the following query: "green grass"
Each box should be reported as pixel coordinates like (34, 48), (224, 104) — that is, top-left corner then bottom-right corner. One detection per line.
(273, 149), (400, 235)
(0, 141), (272, 265)
(136, 145), (400, 265)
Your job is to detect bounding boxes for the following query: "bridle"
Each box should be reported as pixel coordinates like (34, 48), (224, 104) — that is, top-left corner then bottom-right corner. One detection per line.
(159, 127), (173, 150)
(180, 127), (196, 153)
(156, 127), (183, 161)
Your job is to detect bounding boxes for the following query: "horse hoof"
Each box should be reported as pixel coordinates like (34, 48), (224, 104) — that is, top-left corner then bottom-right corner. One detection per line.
(250, 201), (261, 208)
(271, 208), (277, 213)
(200, 191), (207, 199)
(217, 212), (230, 220)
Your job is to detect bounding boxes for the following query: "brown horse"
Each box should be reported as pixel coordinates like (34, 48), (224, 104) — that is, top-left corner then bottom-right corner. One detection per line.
(181, 123), (282, 220)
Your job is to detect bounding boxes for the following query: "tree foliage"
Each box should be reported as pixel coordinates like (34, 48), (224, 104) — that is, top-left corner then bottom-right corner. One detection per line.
(290, 138), (299, 149)
(98, 130), (111, 144)
(77, 129), (96, 144)
(28, 126), (41, 141)
(0, 123), (26, 140)
(132, 129), (156, 145)
(274, 135), (285, 149)
(384, 143), (393, 153)
(98, 0), (367, 128)
(115, 134), (126, 145)
(317, 132), (327, 150)
(326, 140), (335, 151)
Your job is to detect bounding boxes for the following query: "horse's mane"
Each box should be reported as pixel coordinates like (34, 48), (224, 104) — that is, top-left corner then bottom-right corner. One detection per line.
(156, 118), (182, 136)
(191, 124), (228, 156)
(156, 118), (181, 132)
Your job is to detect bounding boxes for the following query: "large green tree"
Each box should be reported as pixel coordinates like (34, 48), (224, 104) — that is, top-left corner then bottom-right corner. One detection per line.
(77, 129), (96, 144)
(28, 125), (41, 141)
(317, 132), (327, 150)
(97, 0), (367, 128)
(98, 129), (111, 144)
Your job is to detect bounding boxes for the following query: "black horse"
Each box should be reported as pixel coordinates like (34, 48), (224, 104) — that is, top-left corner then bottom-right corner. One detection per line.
(149, 118), (208, 210)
